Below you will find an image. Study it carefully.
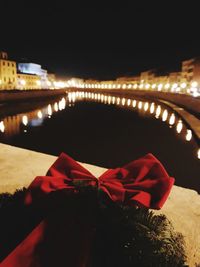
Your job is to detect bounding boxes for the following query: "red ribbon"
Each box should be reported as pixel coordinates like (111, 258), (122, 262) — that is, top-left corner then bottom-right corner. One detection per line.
(1, 153), (174, 267)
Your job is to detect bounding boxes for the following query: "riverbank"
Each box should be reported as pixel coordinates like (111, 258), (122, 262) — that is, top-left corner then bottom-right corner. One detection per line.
(0, 143), (199, 266)
(0, 89), (67, 103)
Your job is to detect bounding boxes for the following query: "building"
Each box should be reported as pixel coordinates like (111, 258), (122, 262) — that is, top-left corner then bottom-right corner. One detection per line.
(0, 52), (17, 90)
(18, 63), (48, 88)
(17, 73), (41, 90)
(181, 57), (200, 85)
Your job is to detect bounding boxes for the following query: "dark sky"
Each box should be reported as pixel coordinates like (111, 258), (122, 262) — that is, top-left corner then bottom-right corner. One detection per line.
(1, 0), (200, 80)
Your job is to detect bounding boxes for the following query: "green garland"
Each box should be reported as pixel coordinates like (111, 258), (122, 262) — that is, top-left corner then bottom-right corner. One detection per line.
(0, 187), (188, 266)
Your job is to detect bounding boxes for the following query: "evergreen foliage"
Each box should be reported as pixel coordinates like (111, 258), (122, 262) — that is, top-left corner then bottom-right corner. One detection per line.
(0, 187), (188, 266)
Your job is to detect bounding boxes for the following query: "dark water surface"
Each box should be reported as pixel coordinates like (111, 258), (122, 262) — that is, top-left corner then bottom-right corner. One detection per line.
(0, 92), (199, 192)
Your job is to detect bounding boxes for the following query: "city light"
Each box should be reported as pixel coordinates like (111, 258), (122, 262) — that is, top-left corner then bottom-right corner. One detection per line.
(47, 104), (52, 116)
(169, 113), (175, 125)
(197, 149), (200, 159)
(37, 110), (43, 119)
(144, 102), (149, 111)
(176, 120), (183, 133)
(185, 129), (192, 141)
(152, 84), (156, 89)
(22, 115), (28, 126)
(155, 105), (161, 117)
(133, 84), (138, 89)
(0, 121), (5, 132)
(165, 83), (170, 89)
(132, 100), (137, 107)
(150, 103), (155, 114)
(36, 80), (41, 86)
(138, 101), (143, 109)
(162, 110), (168, 121)
(158, 84), (163, 91)
(191, 81), (198, 88)
(180, 82), (187, 89)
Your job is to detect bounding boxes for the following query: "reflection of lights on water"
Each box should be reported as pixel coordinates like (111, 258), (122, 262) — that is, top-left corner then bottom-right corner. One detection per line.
(22, 115), (28, 126)
(138, 101), (142, 109)
(54, 103), (58, 112)
(117, 97), (120, 105)
(122, 98), (126, 106)
(108, 96), (111, 104)
(0, 121), (5, 133)
(48, 104), (52, 116)
(112, 96), (116, 104)
(150, 103), (155, 114)
(176, 120), (183, 133)
(101, 95), (104, 102)
(155, 105), (161, 117)
(127, 99), (131, 106)
(185, 129), (192, 141)
(169, 113), (175, 125)
(104, 95), (107, 102)
(162, 110), (168, 122)
(95, 94), (98, 100)
(197, 149), (200, 159)
(37, 110), (43, 119)
(132, 100), (137, 108)
(144, 102), (149, 111)
(98, 94), (101, 100)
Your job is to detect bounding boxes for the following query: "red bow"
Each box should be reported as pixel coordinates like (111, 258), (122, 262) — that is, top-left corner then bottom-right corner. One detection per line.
(1, 153), (174, 267)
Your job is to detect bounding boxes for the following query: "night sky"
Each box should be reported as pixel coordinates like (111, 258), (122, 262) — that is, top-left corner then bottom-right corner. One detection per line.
(1, 0), (200, 80)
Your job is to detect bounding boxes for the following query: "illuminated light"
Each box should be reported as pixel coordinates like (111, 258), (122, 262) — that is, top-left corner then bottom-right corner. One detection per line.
(132, 100), (137, 108)
(105, 84), (108, 89)
(150, 103), (155, 114)
(54, 102), (58, 112)
(176, 120), (183, 133)
(197, 148), (200, 159)
(98, 93), (101, 100)
(37, 110), (43, 119)
(91, 93), (94, 99)
(152, 84), (156, 89)
(101, 95), (104, 102)
(169, 113), (175, 125)
(145, 84), (150, 89)
(36, 80), (41, 86)
(104, 95), (108, 103)
(128, 84), (132, 89)
(122, 98), (126, 106)
(180, 82), (187, 89)
(139, 83), (144, 89)
(117, 97), (120, 105)
(22, 115), (28, 126)
(113, 84), (116, 89)
(47, 81), (51, 87)
(138, 101), (142, 109)
(108, 84), (112, 89)
(158, 84), (163, 91)
(20, 79), (26, 86)
(0, 121), (5, 132)
(185, 129), (192, 141)
(88, 92), (91, 98)
(58, 98), (66, 110)
(122, 84), (127, 89)
(47, 104), (52, 116)
(155, 105), (161, 118)
(108, 96), (111, 104)
(172, 83), (178, 89)
(144, 102), (149, 111)
(0, 79), (2, 85)
(192, 90), (200, 97)
(176, 87), (181, 92)
(112, 96), (116, 104)
(191, 81), (198, 88)
(117, 84), (121, 89)
(127, 99), (131, 106)
(162, 110), (168, 122)
(165, 83), (170, 89)
(133, 84), (138, 89)
(95, 94), (98, 100)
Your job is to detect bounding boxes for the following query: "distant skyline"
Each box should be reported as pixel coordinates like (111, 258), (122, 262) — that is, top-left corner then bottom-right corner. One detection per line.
(1, 1), (200, 80)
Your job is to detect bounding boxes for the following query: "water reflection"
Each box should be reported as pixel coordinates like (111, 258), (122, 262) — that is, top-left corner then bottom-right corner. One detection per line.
(69, 91), (199, 160)
(0, 91), (199, 162)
